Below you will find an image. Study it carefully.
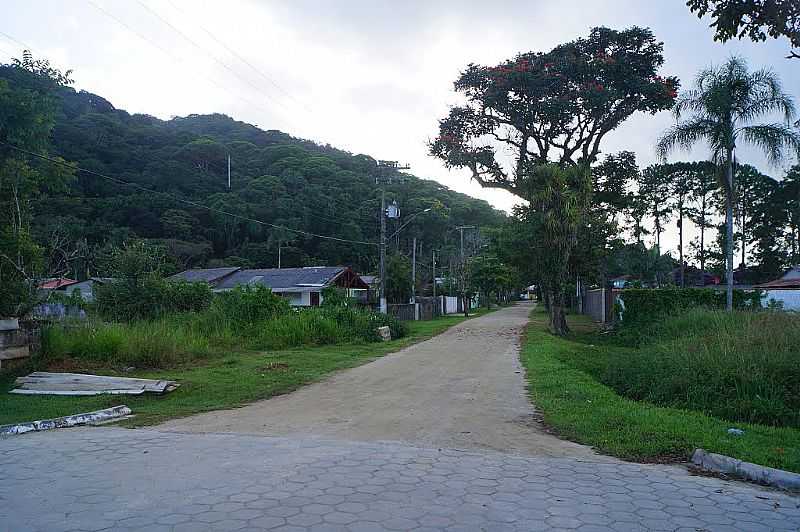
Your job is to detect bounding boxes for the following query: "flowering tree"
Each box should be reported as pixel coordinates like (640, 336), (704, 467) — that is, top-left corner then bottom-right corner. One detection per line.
(430, 26), (678, 334)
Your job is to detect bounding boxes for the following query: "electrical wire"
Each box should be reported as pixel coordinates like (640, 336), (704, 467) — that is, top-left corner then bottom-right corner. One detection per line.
(133, 0), (291, 115)
(165, 0), (312, 115)
(85, 0), (292, 131)
(0, 140), (379, 246)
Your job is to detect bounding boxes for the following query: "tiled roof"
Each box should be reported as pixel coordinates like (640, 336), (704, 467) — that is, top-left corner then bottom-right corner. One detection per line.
(215, 267), (345, 290)
(168, 267), (241, 285)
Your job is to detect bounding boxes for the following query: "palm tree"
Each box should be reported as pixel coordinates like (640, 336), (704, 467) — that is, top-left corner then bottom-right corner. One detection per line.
(658, 57), (800, 310)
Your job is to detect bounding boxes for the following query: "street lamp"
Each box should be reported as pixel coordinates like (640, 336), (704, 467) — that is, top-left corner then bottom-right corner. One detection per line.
(386, 207), (432, 241)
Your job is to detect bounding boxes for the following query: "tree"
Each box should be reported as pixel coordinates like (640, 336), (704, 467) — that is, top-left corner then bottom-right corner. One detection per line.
(686, 0), (800, 59)
(734, 164), (774, 270)
(639, 165), (674, 254)
(687, 161), (718, 275)
(0, 52), (75, 317)
(468, 254), (516, 309)
(657, 56), (800, 310)
(780, 165), (800, 262)
(430, 26), (678, 334)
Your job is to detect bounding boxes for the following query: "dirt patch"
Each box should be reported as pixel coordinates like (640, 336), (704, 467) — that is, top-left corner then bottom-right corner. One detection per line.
(158, 303), (608, 459)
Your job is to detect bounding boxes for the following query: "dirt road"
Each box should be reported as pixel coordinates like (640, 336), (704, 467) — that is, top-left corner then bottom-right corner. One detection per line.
(159, 302), (600, 458)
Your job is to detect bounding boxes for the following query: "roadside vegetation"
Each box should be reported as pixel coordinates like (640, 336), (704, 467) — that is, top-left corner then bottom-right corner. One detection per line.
(521, 308), (800, 473)
(1, 309), (492, 427)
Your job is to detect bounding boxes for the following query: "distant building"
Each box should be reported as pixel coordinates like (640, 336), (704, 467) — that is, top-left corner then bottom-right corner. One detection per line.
(37, 278), (78, 290)
(754, 266), (800, 310)
(169, 266), (368, 307)
(62, 277), (115, 302)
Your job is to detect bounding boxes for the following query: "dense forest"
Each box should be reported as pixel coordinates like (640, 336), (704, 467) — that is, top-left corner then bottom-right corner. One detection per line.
(2, 62), (505, 280)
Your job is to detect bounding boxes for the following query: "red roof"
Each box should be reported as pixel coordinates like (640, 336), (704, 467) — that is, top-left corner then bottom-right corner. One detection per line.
(38, 278), (78, 289)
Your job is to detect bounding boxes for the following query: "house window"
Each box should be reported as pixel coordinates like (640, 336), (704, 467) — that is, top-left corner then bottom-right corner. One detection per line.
(310, 292), (320, 306)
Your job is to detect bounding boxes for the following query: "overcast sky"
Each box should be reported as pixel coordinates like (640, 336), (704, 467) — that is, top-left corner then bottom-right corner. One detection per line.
(3, 0), (799, 258)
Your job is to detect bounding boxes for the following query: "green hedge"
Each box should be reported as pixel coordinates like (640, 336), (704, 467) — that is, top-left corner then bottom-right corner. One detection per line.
(617, 288), (762, 325)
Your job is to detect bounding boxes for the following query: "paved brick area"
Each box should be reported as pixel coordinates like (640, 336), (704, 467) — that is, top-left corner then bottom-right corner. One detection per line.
(2, 427), (798, 531)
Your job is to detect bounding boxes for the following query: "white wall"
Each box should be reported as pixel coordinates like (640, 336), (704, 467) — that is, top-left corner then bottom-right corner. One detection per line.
(762, 290), (800, 311)
(64, 280), (95, 302)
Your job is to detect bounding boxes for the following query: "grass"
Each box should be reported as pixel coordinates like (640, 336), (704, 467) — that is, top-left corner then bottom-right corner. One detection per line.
(598, 309), (800, 428)
(0, 309), (491, 427)
(521, 308), (800, 472)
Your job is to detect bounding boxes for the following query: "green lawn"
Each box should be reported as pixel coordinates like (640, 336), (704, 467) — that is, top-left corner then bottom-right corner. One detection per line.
(521, 309), (800, 473)
(1, 309), (490, 427)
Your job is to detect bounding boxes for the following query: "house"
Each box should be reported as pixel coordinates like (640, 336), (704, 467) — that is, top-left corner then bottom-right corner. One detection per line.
(754, 266), (800, 310)
(169, 266), (368, 307)
(37, 278), (78, 291)
(61, 277), (115, 302)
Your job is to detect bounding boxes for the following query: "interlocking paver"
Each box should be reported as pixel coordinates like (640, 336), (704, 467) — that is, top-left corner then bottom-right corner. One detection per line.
(1, 427), (798, 531)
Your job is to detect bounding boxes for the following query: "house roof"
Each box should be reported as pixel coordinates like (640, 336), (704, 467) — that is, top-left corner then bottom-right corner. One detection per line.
(360, 275), (377, 285)
(215, 267), (352, 290)
(754, 266), (800, 289)
(38, 278), (78, 289)
(169, 267), (241, 285)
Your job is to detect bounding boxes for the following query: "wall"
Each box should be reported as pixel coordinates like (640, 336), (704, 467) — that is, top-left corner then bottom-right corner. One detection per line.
(64, 280), (95, 301)
(583, 289), (606, 322)
(762, 289), (800, 311)
(442, 296), (460, 315)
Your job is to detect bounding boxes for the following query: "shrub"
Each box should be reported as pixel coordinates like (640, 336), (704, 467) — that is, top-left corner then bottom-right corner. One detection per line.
(95, 277), (213, 322)
(205, 285), (291, 329)
(617, 288), (761, 326)
(601, 309), (800, 428)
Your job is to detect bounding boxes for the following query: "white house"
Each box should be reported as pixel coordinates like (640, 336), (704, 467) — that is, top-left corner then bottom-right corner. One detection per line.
(168, 266), (368, 307)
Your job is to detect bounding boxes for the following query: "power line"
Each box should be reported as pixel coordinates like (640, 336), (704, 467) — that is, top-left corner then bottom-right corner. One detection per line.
(85, 0), (291, 131)
(133, 0), (292, 117)
(165, 0), (312, 115)
(0, 140), (379, 247)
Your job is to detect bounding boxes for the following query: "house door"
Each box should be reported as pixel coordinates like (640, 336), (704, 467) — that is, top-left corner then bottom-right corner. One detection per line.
(310, 292), (320, 306)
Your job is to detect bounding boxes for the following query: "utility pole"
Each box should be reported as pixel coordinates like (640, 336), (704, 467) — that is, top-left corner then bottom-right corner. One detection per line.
(456, 225), (475, 316)
(376, 160), (408, 314)
(227, 154), (231, 190)
(278, 241), (281, 269)
(411, 237), (416, 304)
(432, 249), (436, 300)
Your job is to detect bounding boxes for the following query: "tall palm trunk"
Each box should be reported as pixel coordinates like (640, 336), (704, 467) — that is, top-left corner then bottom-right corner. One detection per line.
(725, 146), (734, 311)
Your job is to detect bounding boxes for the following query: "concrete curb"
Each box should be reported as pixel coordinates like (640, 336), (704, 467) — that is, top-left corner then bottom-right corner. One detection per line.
(692, 448), (800, 491)
(0, 405), (132, 437)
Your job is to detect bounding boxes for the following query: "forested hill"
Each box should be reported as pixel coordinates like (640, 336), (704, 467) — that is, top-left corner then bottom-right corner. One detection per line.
(32, 82), (506, 275)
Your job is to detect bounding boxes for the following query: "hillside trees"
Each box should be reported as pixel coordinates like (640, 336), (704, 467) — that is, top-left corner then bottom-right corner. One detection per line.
(431, 26), (678, 335)
(0, 52), (75, 316)
(0, 58), (507, 280)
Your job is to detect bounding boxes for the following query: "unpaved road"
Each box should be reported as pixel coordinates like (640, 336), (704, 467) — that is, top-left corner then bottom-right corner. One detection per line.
(160, 302), (600, 458)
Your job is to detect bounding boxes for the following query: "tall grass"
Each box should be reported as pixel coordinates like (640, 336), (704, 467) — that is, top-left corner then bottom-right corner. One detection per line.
(602, 309), (800, 427)
(42, 318), (212, 368)
(40, 304), (407, 370)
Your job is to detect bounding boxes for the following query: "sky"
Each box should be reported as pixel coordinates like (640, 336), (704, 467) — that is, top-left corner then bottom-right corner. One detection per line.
(2, 0), (799, 259)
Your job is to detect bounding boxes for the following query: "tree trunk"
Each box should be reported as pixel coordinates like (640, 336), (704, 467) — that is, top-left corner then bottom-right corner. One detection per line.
(725, 148), (734, 311)
(699, 201), (706, 278)
(678, 207), (684, 288)
(549, 289), (569, 336)
(740, 205), (746, 271)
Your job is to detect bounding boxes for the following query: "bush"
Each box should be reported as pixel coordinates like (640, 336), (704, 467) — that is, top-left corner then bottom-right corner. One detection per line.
(600, 309), (800, 428)
(202, 285), (291, 329)
(617, 288), (761, 327)
(95, 278), (213, 322)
